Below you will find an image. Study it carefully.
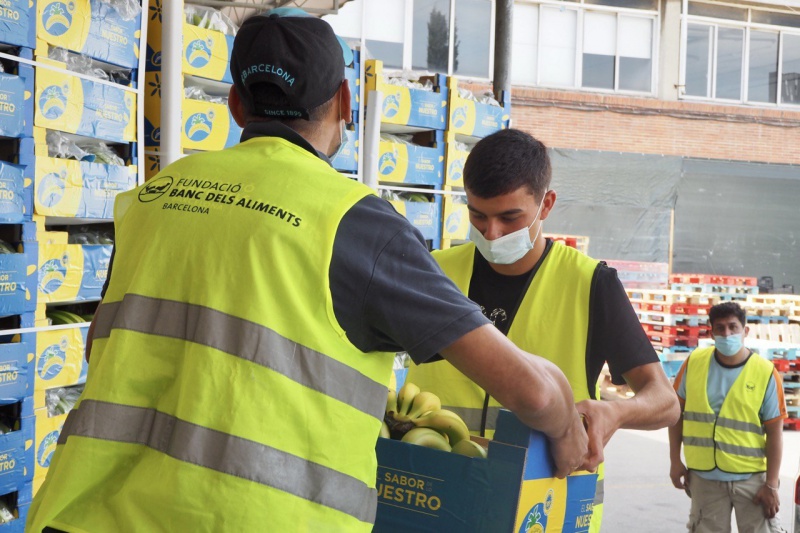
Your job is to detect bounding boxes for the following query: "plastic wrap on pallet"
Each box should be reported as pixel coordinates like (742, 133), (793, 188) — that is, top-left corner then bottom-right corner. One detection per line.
(544, 149), (682, 264)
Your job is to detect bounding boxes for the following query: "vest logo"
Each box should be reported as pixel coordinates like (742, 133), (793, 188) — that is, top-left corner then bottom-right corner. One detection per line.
(38, 85), (68, 120)
(445, 210), (462, 234)
(39, 256), (68, 294)
(37, 339), (68, 380)
(383, 94), (401, 119)
(185, 112), (213, 141)
(138, 175), (173, 202)
(746, 381), (756, 392)
(448, 159), (464, 183)
(37, 430), (60, 468)
(452, 106), (468, 129)
(42, 2), (74, 37)
(186, 39), (213, 69)
(37, 170), (67, 207)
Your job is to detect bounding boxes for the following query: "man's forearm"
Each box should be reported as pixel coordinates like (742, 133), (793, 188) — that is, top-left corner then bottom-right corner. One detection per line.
(764, 421), (783, 487)
(617, 363), (681, 430)
(668, 416), (684, 463)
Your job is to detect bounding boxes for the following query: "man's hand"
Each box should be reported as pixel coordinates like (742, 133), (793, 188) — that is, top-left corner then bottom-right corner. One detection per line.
(548, 410), (590, 479)
(669, 461), (689, 492)
(753, 484), (780, 518)
(575, 399), (620, 469)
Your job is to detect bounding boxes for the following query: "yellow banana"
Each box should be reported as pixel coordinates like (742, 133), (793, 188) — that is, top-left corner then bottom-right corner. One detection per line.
(401, 427), (451, 452)
(451, 439), (488, 458)
(380, 421), (391, 439)
(405, 391), (442, 420)
(386, 389), (397, 415)
(389, 370), (397, 392)
(413, 409), (470, 445)
(396, 382), (420, 417)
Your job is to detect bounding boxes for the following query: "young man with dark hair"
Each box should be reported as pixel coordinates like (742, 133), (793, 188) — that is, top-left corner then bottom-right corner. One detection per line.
(26, 12), (591, 533)
(669, 301), (788, 533)
(407, 128), (680, 532)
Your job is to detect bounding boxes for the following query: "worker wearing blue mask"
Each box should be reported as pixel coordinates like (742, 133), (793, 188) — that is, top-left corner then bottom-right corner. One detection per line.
(407, 128), (680, 533)
(669, 301), (788, 533)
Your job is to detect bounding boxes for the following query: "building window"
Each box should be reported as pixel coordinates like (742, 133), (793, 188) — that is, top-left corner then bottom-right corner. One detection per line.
(682, 1), (800, 106)
(512, 0), (657, 95)
(325, 0), (494, 79)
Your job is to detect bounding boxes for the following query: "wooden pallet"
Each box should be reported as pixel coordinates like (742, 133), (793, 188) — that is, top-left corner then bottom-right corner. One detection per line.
(638, 311), (707, 327)
(670, 274), (757, 286)
(643, 324), (709, 337)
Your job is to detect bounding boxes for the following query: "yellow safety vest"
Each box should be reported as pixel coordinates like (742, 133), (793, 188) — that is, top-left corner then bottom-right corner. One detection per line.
(27, 136), (395, 532)
(406, 241), (606, 532)
(683, 347), (772, 474)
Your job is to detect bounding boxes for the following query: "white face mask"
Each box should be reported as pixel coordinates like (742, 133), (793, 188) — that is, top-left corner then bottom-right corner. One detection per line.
(328, 120), (347, 159)
(469, 192), (547, 265)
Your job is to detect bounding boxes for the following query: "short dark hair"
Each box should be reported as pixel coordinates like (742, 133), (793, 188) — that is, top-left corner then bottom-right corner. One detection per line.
(708, 302), (747, 328)
(463, 129), (552, 199)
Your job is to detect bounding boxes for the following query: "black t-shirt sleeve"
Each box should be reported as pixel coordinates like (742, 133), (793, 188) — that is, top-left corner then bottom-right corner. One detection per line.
(588, 264), (659, 386)
(329, 195), (489, 363)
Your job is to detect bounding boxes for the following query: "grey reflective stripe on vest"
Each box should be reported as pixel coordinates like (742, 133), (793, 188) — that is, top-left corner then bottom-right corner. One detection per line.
(684, 436), (715, 448)
(683, 411), (716, 423)
(93, 294), (386, 420)
(717, 441), (766, 458)
(593, 478), (604, 505)
(444, 405), (501, 432)
(59, 400), (377, 524)
(716, 417), (764, 436)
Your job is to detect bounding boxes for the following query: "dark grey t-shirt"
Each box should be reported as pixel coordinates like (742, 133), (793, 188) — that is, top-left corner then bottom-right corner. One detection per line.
(103, 122), (488, 363)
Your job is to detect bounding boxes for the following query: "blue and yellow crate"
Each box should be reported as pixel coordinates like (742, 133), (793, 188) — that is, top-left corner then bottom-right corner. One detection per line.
(378, 130), (444, 187)
(0, 0), (35, 49)
(446, 77), (510, 141)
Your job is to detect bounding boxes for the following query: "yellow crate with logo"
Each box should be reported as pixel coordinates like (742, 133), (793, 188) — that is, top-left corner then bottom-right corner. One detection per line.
(364, 60), (448, 131)
(375, 410), (597, 532)
(34, 325), (88, 391)
(444, 133), (470, 189)
(446, 77), (510, 141)
(183, 22), (234, 83)
(32, 407), (67, 494)
(37, 0), (142, 69)
(37, 240), (112, 303)
(442, 196), (469, 241)
(181, 98), (242, 152)
(34, 59), (137, 143)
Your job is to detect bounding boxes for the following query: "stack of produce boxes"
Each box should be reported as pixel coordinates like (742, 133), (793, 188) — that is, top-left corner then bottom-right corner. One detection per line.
(31, 0), (143, 498)
(0, 2), (40, 529)
(440, 77), (511, 249)
(626, 287), (718, 380)
(365, 59), (447, 249)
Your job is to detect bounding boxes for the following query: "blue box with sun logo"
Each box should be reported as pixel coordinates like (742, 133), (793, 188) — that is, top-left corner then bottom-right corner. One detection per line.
(0, 396), (34, 499)
(37, 0), (142, 70)
(0, 241), (38, 318)
(33, 325), (87, 390)
(364, 60), (448, 131)
(331, 126), (358, 174)
(181, 98), (241, 152)
(377, 130), (444, 187)
(182, 22), (234, 84)
(34, 61), (137, 143)
(374, 409), (597, 533)
(0, 0), (35, 49)
(0, 159), (33, 224)
(446, 77), (511, 141)
(37, 242), (111, 304)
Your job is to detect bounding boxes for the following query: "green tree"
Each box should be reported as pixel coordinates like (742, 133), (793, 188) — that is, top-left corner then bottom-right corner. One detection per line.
(426, 8), (449, 73)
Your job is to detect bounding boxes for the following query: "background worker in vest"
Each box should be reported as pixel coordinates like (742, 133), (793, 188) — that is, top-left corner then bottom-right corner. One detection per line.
(27, 11), (593, 533)
(669, 302), (788, 533)
(406, 128), (680, 532)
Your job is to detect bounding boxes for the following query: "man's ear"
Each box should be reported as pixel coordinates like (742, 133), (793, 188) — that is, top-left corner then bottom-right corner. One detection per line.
(541, 190), (557, 221)
(339, 79), (352, 125)
(229, 85), (247, 128)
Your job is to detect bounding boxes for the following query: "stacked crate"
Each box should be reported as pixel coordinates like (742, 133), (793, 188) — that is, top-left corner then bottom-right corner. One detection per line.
(364, 59), (448, 249)
(626, 288), (718, 380)
(0, 2), (40, 528)
(440, 77), (511, 249)
(30, 0), (144, 497)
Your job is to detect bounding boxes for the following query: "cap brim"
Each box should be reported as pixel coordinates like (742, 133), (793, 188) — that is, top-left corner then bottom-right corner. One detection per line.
(268, 7), (354, 67)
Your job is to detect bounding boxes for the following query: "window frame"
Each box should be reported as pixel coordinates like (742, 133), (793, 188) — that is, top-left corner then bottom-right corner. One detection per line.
(680, 0), (800, 107)
(513, 0), (660, 96)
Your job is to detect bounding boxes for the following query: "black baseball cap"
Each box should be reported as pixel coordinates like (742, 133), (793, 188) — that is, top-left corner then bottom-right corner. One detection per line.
(231, 8), (352, 120)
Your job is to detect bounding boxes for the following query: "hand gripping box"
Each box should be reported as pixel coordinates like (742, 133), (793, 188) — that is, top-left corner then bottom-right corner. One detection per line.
(374, 410), (597, 533)
(37, 0), (142, 69)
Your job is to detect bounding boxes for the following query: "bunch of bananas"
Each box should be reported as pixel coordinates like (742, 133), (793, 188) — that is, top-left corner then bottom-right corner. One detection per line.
(381, 380), (487, 459)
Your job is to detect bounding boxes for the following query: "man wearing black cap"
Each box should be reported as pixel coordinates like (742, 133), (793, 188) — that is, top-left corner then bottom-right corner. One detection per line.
(27, 11), (591, 532)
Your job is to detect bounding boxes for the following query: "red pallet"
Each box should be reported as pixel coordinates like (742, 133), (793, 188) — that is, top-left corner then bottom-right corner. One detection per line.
(648, 333), (700, 348)
(784, 418), (800, 431)
(670, 273), (757, 286)
(644, 302), (710, 315)
(643, 324), (710, 337)
(773, 359), (800, 373)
